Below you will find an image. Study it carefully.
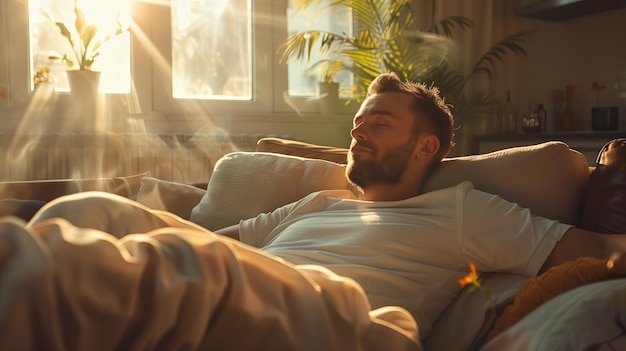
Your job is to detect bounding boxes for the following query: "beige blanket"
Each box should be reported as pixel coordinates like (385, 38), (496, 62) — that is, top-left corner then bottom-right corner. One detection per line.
(0, 192), (420, 350)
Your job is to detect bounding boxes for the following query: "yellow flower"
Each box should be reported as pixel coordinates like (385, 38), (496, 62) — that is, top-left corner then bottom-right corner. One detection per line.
(459, 262), (496, 313)
(458, 262), (479, 288)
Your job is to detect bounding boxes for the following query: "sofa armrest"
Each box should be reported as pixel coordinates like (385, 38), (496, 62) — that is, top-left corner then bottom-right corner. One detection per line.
(256, 137), (348, 164)
(0, 180), (80, 202)
(0, 172), (150, 202)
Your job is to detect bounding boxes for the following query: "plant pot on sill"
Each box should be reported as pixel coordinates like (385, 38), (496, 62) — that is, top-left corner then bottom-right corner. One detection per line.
(318, 82), (339, 116)
(66, 70), (102, 130)
(67, 69), (101, 102)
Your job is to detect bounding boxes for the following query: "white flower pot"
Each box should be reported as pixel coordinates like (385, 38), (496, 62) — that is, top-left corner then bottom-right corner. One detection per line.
(67, 70), (101, 100)
(66, 70), (102, 131)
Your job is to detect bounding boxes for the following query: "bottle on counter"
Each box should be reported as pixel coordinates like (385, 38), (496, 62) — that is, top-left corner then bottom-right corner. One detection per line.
(521, 101), (541, 133)
(536, 103), (547, 133)
(562, 84), (575, 130)
(498, 89), (517, 134)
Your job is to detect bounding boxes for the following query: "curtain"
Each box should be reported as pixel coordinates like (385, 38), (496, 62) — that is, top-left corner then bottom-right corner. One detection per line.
(432, 0), (523, 105)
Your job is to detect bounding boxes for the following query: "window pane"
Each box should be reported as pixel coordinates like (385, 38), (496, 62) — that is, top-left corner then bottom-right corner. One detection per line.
(28, 0), (131, 93)
(287, 0), (352, 96)
(171, 0), (252, 100)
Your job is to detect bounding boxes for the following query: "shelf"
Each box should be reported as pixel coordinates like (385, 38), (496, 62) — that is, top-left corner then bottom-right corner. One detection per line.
(516, 0), (626, 21)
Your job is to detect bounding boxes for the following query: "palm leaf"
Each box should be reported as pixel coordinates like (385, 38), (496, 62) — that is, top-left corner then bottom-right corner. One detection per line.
(426, 16), (474, 37)
(279, 0), (532, 117)
(468, 29), (535, 80)
(278, 31), (345, 64)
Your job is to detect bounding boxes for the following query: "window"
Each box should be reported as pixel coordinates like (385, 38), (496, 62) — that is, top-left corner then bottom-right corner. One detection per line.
(286, 0), (353, 97)
(171, 0), (252, 100)
(28, 0), (131, 93)
(6, 0), (354, 115)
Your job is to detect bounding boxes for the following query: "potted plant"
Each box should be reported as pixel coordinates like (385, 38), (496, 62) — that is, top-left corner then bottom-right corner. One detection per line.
(311, 59), (345, 114)
(43, 0), (128, 95)
(278, 0), (532, 126)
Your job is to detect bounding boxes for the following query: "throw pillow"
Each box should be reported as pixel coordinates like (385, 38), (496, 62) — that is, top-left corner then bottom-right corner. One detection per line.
(579, 138), (626, 233)
(136, 177), (206, 219)
(190, 152), (354, 231)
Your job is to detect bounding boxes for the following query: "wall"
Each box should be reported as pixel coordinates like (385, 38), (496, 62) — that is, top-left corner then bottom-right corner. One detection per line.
(515, 7), (626, 131)
(2, 2), (624, 154)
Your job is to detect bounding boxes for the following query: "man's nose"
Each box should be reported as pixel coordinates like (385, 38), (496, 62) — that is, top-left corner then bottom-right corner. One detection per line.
(351, 122), (366, 140)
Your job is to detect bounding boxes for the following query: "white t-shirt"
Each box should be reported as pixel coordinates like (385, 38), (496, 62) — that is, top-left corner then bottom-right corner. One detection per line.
(239, 181), (571, 338)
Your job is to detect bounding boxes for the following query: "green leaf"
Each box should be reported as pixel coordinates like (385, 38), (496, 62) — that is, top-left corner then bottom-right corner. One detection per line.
(74, 1), (86, 35)
(427, 16), (474, 37)
(54, 22), (75, 51)
(81, 24), (98, 52)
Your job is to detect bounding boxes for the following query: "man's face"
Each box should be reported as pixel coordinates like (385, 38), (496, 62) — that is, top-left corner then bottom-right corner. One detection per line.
(346, 92), (421, 190)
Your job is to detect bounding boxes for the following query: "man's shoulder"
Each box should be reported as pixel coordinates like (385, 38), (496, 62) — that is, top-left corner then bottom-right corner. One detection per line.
(293, 189), (358, 208)
(417, 181), (475, 198)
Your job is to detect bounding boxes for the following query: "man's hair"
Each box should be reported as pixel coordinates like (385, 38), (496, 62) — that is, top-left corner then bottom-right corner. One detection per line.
(367, 72), (455, 164)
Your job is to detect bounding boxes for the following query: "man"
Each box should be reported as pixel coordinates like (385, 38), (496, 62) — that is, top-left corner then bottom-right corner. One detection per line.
(215, 72), (626, 334)
(1, 73), (624, 350)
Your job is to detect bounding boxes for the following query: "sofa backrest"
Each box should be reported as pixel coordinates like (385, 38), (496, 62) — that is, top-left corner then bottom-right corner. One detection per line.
(255, 137), (590, 225)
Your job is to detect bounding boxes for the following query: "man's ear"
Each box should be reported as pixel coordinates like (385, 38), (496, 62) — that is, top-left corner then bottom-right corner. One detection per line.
(415, 134), (440, 160)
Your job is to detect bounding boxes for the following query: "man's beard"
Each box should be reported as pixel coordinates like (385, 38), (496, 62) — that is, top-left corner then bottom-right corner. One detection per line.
(346, 138), (417, 190)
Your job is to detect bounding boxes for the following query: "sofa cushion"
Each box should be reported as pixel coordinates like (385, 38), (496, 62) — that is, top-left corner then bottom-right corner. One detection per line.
(579, 138), (626, 233)
(257, 138), (589, 225)
(136, 177), (206, 219)
(0, 172), (151, 202)
(190, 152), (353, 231)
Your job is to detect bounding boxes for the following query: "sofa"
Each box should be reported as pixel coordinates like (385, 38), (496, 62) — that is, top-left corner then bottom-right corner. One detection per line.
(0, 136), (625, 350)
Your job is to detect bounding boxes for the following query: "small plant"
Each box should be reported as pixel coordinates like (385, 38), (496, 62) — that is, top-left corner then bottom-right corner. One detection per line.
(33, 66), (55, 85)
(42, 0), (127, 71)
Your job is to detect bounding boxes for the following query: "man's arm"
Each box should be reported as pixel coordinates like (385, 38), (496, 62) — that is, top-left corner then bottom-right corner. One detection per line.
(215, 224), (240, 240)
(541, 227), (626, 273)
